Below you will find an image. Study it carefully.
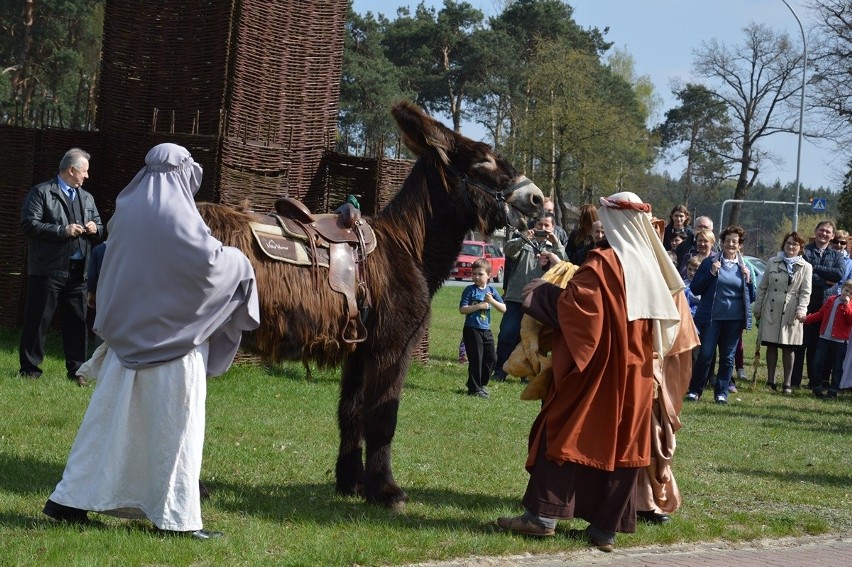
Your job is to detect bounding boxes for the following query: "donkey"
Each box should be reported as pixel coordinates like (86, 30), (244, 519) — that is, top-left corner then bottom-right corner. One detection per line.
(198, 101), (543, 509)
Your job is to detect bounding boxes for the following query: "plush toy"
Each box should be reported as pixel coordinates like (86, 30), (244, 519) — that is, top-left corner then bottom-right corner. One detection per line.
(503, 260), (578, 400)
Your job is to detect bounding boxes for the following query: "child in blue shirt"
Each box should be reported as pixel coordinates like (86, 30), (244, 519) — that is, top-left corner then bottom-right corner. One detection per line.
(683, 256), (701, 316)
(459, 259), (506, 398)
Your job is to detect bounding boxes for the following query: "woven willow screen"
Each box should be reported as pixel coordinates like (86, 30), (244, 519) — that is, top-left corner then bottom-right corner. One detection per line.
(2, 0), (428, 360)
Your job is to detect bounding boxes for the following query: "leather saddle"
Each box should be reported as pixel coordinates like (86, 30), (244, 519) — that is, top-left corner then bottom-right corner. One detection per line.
(248, 197), (376, 344)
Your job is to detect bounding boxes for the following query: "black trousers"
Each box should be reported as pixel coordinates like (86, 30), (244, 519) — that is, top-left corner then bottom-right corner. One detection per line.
(791, 322), (820, 388)
(463, 326), (495, 393)
(19, 269), (88, 377)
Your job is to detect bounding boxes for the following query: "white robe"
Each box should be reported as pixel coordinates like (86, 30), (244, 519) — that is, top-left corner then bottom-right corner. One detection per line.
(840, 342), (852, 390)
(49, 342), (208, 531)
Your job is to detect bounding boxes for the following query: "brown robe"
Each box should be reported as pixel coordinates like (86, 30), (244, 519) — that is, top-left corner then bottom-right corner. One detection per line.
(521, 248), (656, 533)
(528, 248), (654, 472)
(635, 292), (700, 514)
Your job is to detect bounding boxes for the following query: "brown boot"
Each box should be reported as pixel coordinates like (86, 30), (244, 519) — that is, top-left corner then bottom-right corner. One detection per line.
(496, 515), (555, 537)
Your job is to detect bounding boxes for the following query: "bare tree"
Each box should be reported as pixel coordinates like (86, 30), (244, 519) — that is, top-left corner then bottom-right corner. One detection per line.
(808, 0), (852, 161)
(693, 23), (803, 225)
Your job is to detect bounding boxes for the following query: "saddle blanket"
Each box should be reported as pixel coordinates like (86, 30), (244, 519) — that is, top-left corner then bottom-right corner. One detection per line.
(250, 221), (331, 266)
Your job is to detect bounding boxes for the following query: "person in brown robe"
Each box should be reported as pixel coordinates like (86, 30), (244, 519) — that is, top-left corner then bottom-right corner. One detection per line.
(634, 292), (700, 524)
(497, 192), (683, 552)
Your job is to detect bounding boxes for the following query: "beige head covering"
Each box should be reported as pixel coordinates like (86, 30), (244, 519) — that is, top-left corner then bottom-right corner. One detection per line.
(598, 191), (683, 356)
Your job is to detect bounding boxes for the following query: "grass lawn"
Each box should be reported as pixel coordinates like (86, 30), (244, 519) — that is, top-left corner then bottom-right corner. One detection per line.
(0, 285), (850, 566)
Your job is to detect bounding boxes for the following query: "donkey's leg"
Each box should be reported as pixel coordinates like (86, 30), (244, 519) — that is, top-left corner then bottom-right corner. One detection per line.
(362, 355), (409, 509)
(335, 350), (366, 497)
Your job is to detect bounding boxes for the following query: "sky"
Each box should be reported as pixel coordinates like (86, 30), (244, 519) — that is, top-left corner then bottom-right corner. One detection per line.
(351, 0), (841, 193)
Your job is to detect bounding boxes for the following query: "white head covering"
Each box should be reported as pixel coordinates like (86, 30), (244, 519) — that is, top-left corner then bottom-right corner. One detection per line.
(598, 191), (682, 356)
(94, 143), (260, 376)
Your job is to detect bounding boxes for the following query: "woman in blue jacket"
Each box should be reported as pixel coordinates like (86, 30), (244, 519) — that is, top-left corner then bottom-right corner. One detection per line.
(685, 226), (756, 404)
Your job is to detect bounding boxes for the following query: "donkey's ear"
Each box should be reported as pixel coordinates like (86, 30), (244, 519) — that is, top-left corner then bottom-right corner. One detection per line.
(392, 101), (451, 164)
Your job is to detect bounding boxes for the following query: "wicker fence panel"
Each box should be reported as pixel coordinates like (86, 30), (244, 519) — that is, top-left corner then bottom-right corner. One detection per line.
(218, 137), (291, 209)
(377, 157), (416, 210)
(316, 152), (379, 215)
(0, 127), (37, 327)
(221, 0), (346, 206)
(225, 1), (344, 145)
(97, 0), (234, 137)
(1, 0), (427, 356)
(315, 152), (415, 216)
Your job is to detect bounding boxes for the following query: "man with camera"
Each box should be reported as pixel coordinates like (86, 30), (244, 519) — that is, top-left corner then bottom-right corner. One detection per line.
(493, 212), (566, 382)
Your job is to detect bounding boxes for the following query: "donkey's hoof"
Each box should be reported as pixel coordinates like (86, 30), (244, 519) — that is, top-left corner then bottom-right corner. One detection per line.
(369, 486), (408, 511)
(335, 482), (365, 498)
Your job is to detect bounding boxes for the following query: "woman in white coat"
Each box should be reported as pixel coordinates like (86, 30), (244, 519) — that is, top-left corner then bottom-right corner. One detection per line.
(753, 232), (812, 394)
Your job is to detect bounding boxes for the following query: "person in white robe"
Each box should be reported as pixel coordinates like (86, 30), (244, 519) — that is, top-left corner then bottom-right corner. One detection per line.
(43, 143), (260, 540)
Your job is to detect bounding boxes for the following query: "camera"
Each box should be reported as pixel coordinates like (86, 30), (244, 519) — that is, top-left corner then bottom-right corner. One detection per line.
(533, 229), (548, 237)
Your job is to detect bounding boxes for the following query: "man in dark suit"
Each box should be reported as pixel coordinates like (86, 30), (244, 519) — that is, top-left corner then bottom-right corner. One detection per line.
(19, 148), (103, 384)
(791, 220), (845, 389)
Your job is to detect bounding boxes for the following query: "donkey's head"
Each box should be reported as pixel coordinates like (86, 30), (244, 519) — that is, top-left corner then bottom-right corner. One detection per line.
(392, 101), (543, 233)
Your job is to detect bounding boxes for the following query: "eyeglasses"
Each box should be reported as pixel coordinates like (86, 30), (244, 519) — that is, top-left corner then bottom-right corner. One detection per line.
(833, 240), (847, 246)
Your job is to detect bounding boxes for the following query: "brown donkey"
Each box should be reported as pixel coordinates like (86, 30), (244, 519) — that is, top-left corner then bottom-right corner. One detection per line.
(198, 101), (543, 509)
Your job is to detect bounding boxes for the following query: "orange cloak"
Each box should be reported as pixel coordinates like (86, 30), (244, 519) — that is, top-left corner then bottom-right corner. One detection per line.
(526, 248), (654, 472)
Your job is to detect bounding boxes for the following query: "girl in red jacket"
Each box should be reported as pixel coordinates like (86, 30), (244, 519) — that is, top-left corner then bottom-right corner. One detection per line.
(801, 280), (852, 398)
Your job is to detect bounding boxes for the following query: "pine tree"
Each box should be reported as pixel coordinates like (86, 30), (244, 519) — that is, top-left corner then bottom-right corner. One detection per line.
(836, 159), (852, 230)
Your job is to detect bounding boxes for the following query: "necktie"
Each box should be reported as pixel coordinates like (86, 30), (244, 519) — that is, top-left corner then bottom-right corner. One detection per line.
(68, 188), (76, 202)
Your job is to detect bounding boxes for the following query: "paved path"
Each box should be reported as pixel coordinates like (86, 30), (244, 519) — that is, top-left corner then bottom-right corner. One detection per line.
(403, 533), (852, 566)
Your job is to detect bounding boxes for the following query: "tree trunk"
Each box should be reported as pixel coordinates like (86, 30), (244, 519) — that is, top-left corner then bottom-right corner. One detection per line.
(728, 143), (758, 227)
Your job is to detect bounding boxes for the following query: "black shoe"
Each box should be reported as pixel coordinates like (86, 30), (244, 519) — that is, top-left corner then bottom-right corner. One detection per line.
(765, 382), (777, 391)
(43, 499), (90, 525)
(190, 529), (223, 540)
(161, 528), (224, 540)
(491, 373), (507, 382)
(637, 510), (671, 524)
(19, 370), (42, 379)
(813, 389), (826, 399)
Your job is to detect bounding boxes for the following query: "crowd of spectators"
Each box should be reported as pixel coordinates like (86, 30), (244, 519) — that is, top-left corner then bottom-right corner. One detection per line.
(497, 203), (852, 402)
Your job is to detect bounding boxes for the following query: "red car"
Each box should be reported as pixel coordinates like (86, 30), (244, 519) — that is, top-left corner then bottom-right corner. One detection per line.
(451, 240), (505, 283)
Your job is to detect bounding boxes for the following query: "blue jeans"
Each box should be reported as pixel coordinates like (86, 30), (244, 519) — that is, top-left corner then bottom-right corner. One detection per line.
(493, 301), (523, 378)
(811, 338), (846, 394)
(688, 320), (742, 398)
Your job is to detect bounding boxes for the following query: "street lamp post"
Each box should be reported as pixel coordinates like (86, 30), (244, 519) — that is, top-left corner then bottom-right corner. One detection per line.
(781, 0), (807, 232)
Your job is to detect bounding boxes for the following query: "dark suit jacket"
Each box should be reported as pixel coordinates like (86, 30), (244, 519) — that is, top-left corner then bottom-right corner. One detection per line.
(20, 177), (103, 278)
